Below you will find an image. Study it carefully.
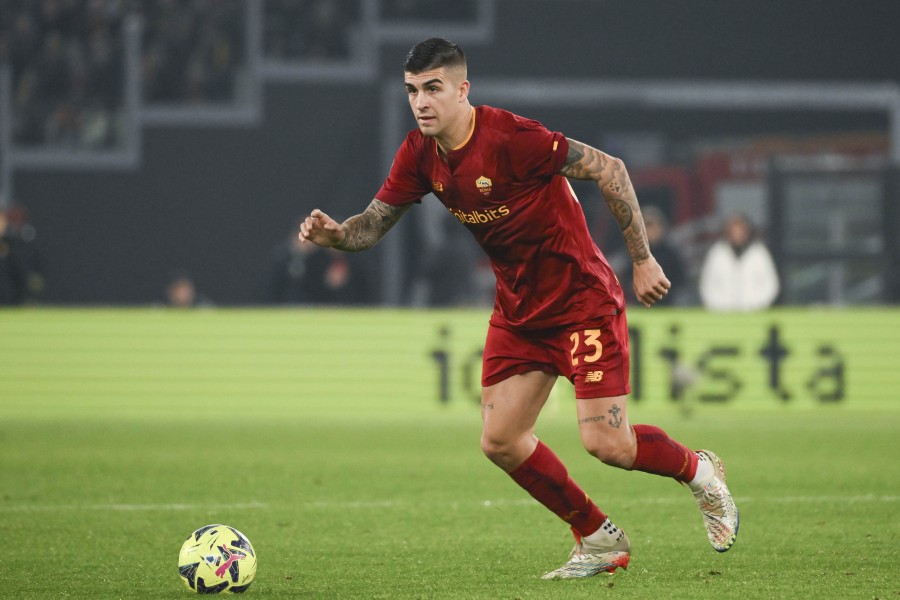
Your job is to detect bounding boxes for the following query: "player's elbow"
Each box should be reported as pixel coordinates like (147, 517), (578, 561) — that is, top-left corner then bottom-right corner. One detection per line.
(609, 156), (629, 180)
(596, 154), (630, 187)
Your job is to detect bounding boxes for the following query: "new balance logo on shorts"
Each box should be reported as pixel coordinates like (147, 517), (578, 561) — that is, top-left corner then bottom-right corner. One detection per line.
(585, 371), (604, 383)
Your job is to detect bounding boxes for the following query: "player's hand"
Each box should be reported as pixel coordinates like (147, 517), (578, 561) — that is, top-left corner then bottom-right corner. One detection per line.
(632, 256), (671, 308)
(299, 209), (345, 248)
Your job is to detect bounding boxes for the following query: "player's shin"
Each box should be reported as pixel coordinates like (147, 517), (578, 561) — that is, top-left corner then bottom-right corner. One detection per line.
(507, 440), (606, 536)
(629, 424), (699, 482)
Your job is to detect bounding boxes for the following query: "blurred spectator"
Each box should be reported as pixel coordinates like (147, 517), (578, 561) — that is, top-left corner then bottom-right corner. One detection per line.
(267, 224), (368, 305)
(381, 0), (479, 20)
(3, 0), (246, 148)
(140, 0), (244, 104)
(0, 207), (45, 305)
(165, 270), (212, 308)
(615, 206), (688, 307)
(306, 0), (351, 59)
(698, 213), (780, 312)
(264, 0), (356, 60)
(4, 0), (126, 148)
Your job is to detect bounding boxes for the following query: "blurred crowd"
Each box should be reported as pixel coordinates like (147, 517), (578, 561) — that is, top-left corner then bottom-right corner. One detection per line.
(1, 0), (485, 149)
(2, 0), (127, 148)
(262, 0), (479, 61)
(0, 0), (245, 148)
(141, 1), (245, 105)
(264, 0), (358, 61)
(380, 0), (478, 21)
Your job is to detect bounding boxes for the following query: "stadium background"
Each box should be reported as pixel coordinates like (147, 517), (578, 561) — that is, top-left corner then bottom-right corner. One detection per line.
(1, 2), (899, 599)
(2, 0), (899, 306)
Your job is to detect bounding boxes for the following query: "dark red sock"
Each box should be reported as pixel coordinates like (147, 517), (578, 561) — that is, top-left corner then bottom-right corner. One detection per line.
(630, 424), (698, 482)
(508, 441), (607, 537)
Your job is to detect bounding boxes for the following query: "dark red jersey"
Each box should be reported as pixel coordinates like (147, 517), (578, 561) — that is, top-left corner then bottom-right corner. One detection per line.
(376, 105), (625, 330)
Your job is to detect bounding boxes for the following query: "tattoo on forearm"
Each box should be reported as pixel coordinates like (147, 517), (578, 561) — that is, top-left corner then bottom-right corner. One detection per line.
(607, 198), (633, 230)
(561, 138), (650, 264)
(622, 218), (650, 263)
(481, 402), (494, 410)
(334, 199), (409, 251)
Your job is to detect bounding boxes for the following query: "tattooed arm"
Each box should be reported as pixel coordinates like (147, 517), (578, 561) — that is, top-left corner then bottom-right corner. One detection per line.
(560, 138), (670, 307)
(299, 199), (411, 252)
(560, 138), (648, 261)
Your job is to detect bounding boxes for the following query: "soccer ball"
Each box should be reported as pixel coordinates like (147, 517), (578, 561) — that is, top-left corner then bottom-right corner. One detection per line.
(178, 524), (257, 594)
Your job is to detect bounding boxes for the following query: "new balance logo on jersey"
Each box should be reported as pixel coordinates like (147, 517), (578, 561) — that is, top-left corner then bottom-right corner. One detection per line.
(585, 371), (604, 383)
(447, 205), (510, 225)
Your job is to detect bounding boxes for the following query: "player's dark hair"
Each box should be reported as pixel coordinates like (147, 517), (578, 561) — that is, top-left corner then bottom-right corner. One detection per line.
(404, 38), (466, 74)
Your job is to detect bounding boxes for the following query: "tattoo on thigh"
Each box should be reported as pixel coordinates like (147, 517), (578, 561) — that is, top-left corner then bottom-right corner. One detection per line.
(578, 415), (606, 425)
(607, 404), (623, 429)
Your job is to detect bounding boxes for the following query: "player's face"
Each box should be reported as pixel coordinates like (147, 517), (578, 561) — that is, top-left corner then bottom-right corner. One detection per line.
(404, 67), (469, 139)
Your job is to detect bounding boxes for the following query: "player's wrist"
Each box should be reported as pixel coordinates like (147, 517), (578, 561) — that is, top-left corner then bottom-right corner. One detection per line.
(631, 256), (650, 267)
(632, 252), (656, 267)
(332, 224), (350, 250)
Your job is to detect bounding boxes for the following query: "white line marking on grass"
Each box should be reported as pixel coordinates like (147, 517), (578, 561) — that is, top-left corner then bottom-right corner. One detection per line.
(306, 500), (401, 509)
(300, 494), (900, 510)
(1, 495), (895, 513)
(739, 494), (900, 504)
(481, 494), (900, 508)
(0, 501), (268, 512)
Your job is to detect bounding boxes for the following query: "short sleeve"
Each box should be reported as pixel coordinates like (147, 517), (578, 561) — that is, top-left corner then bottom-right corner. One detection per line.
(375, 134), (431, 206)
(508, 122), (569, 182)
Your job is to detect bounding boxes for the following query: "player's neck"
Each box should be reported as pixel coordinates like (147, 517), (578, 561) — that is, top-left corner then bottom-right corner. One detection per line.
(436, 104), (475, 155)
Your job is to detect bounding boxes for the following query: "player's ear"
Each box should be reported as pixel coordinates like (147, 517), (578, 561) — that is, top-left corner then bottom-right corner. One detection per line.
(458, 79), (470, 102)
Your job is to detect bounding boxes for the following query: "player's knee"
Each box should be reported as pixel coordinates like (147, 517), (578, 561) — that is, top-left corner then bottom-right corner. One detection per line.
(480, 433), (523, 470)
(582, 436), (634, 469)
(480, 434), (508, 463)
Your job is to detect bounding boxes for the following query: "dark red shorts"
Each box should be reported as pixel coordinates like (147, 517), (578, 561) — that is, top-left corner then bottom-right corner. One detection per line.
(482, 310), (631, 399)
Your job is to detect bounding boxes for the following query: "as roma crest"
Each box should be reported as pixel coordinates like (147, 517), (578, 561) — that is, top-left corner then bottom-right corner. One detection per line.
(475, 175), (493, 197)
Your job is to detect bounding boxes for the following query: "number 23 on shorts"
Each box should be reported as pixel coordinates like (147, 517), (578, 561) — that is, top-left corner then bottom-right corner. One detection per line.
(569, 329), (603, 366)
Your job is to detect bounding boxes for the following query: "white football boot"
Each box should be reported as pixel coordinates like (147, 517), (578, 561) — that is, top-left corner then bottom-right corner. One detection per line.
(541, 520), (630, 580)
(692, 449), (739, 552)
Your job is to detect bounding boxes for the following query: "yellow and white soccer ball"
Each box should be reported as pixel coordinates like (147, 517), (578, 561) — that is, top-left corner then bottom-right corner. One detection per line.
(178, 524), (257, 594)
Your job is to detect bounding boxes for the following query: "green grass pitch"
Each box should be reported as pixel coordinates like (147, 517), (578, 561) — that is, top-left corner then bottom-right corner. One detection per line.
(1, 308), (898, 599)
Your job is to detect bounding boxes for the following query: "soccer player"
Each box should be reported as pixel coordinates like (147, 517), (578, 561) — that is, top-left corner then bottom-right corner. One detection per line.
(300, 38), (739, 579)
